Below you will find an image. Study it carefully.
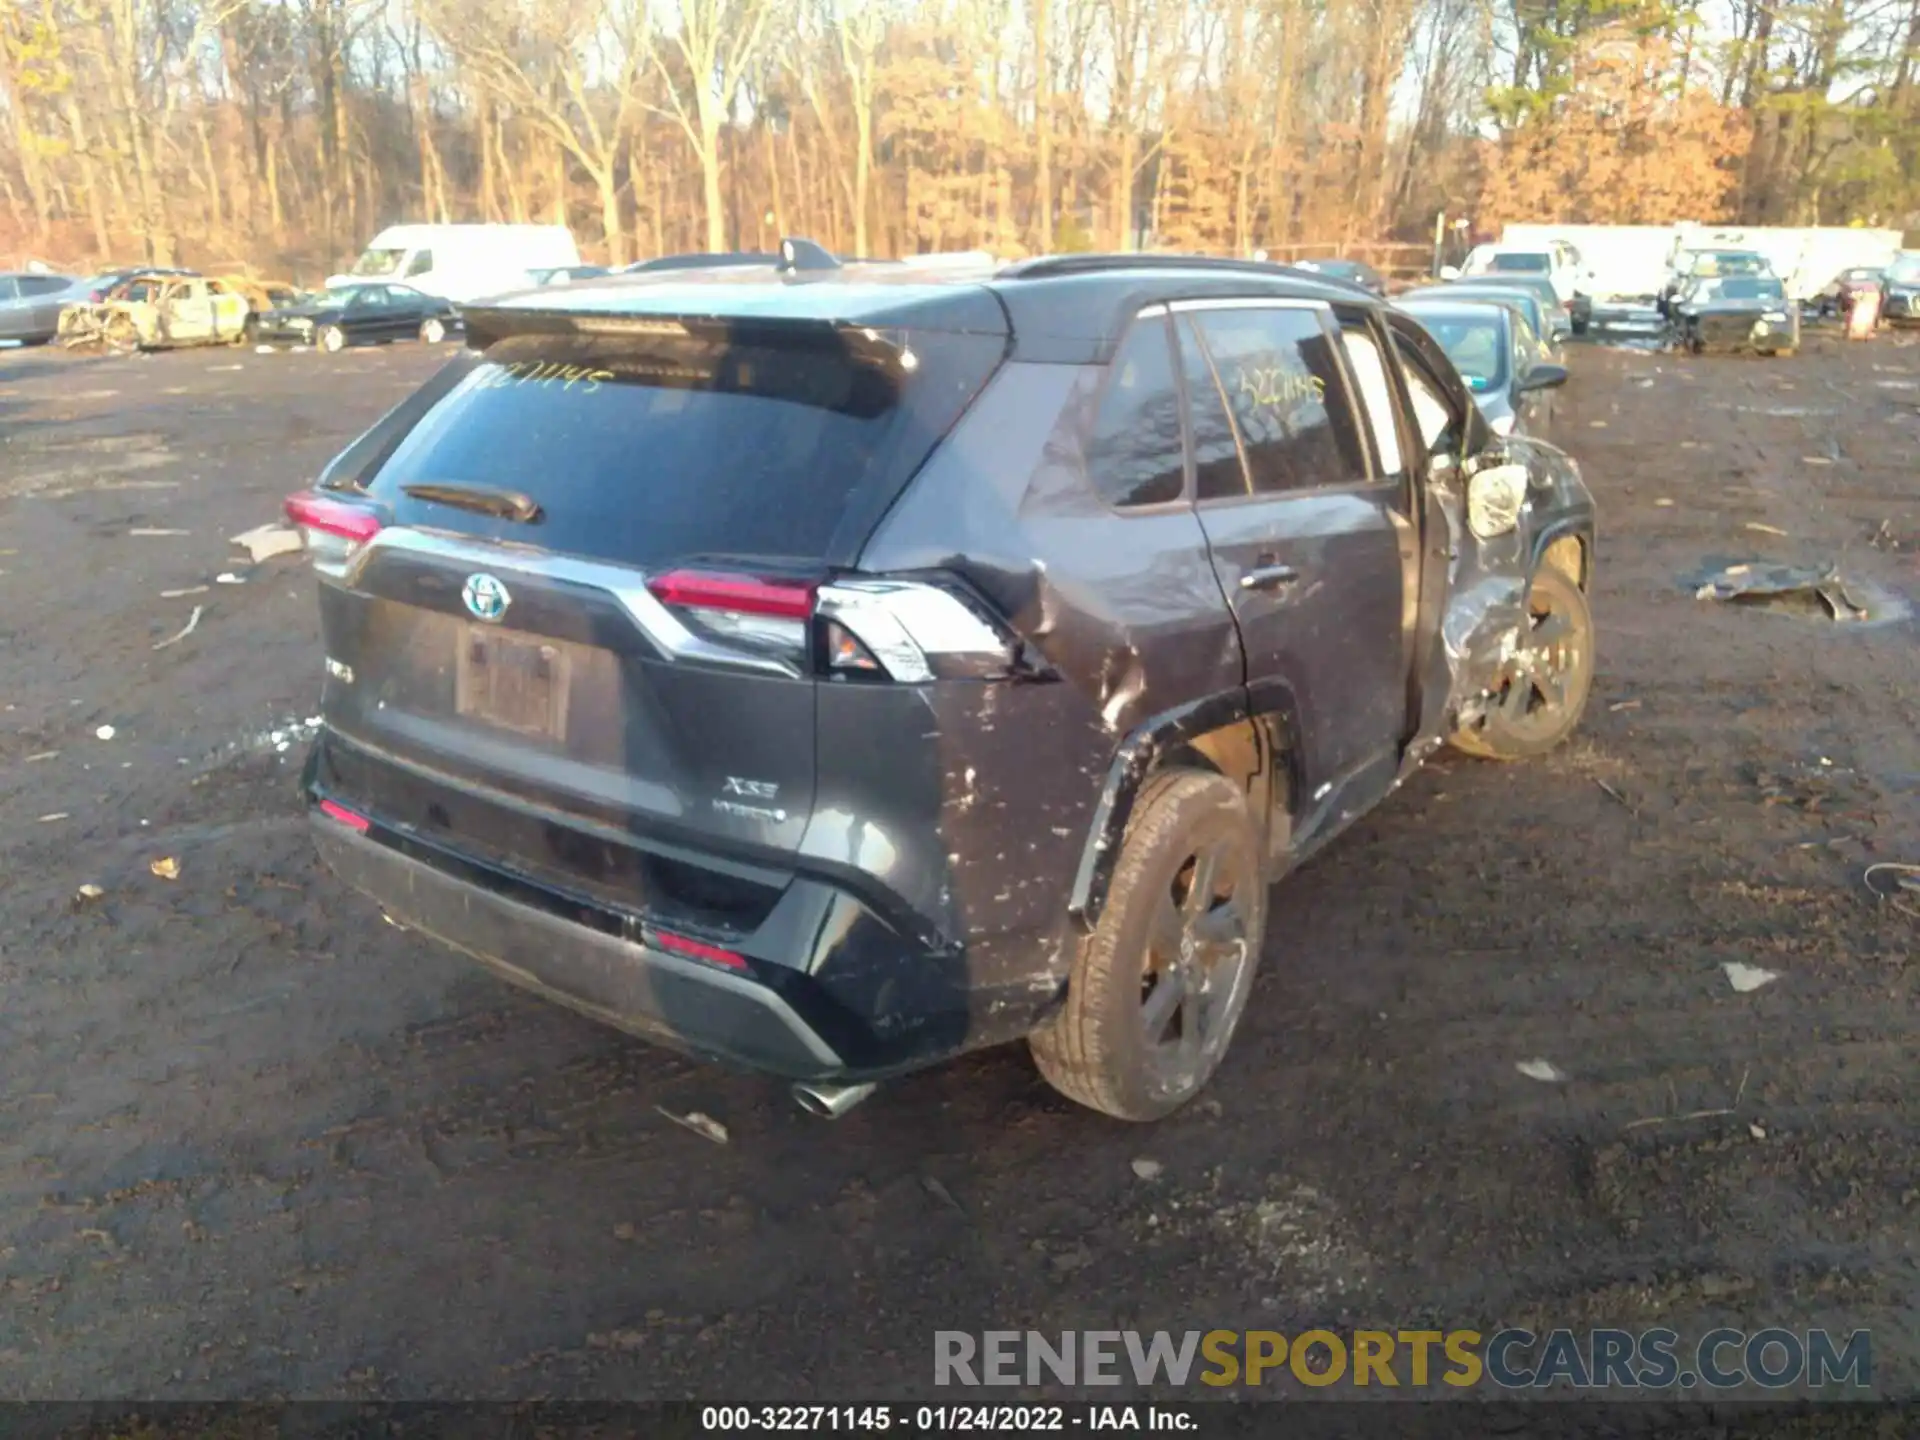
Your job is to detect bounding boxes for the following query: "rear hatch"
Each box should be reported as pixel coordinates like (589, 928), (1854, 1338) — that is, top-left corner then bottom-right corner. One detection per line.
(297, 300), (1006, 926)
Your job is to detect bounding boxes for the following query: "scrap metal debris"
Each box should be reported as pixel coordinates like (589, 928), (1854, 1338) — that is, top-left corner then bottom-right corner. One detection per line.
(1691, 563), (1872, 621)
(655, 1107), (728, 1145)
(1722, 962), (1780, 993)
(1862, 863), (1920, 918)
(230, 524), (303, 563)
(152, 604), (204, 651)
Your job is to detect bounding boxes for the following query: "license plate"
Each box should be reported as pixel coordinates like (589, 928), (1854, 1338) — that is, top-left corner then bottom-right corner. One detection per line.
(455, 627), (570, 740)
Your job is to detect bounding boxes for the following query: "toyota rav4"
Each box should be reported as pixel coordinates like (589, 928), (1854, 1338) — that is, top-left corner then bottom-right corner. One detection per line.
(291, 245), (1597, 1122)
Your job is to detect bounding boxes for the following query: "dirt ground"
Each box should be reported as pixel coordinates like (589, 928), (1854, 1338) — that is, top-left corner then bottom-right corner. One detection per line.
(2, 326), (1919, 1403)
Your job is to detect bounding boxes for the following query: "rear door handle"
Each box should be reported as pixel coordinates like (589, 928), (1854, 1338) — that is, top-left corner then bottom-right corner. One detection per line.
(1239, 563), (1299, 593)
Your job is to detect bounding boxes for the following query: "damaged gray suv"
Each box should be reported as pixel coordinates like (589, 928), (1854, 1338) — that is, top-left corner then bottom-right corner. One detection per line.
(290, 246), (1597, 1122)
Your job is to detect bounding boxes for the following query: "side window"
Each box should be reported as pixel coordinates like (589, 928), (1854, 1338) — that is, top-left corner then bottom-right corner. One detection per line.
(406, 250), (433, 277)
(1391, 333), (1461, 459)
(1335, 318), (1404, 480)
(0, 277), (18, 301)
(1174, 318), (1250, 499)
(1085, 316), (1185, 508)
(22, 275), (66, 297)
(1185, 306), (1368, 497)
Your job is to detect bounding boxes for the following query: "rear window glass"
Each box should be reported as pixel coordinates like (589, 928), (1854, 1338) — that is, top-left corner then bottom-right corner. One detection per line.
(365, 327), (1003, 566)
(1490, 253), (1550, 273)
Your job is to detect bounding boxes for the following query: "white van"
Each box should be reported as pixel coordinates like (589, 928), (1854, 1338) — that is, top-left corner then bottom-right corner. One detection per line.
(327, 225), (580, 304)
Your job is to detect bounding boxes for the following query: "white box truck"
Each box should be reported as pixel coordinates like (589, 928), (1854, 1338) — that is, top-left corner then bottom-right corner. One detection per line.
(327, 224), (580, 304)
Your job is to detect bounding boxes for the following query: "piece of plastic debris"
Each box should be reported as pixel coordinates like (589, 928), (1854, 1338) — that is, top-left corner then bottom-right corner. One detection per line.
(25, 750), (58, 762)
(149, 856), (180, 880)
(1131, 1158), (1164, 1180)
(1516, 1059), (1567, 1083)
(1749, 1123), (1766, 1140)
(75, 883), (105, 901)
(1723, 961), (1779, 993)
(229, 524), (303, 563)
(128, 527), (191, 537)
(215, 572), (246, 585)
(655, 1107), (728, 1144)
(1609, 699), (1642, 712)
(152, 604), (204, 651)
(1744, 522), (1789, 537)
(37, 812), (69, 822)
(160, 586), (209, 599)
(1802, 456), (1833, 466)
(1588, 420), (1608, 428)
(94, 725), (116, 740)
(1654, 498), (1674, 507)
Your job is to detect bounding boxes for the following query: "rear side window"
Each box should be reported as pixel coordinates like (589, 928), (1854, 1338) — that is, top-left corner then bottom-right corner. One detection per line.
(407, 251), (433, 277)
(1182, 307), (1367, 496)
(1335, 319), (1404, 480)
(365, 327), (1003, 567)
(1086, 317), (1184, 507)
(21, 275), (68, 296)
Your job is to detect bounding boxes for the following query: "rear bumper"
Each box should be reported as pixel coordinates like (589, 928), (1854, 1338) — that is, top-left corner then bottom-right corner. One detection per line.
(314, 819), (849, 1078)
(304, 736), (1068, 1081)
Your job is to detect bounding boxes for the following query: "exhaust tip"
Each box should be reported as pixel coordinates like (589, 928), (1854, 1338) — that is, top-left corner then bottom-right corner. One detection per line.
(792, 1080), (877, 1119)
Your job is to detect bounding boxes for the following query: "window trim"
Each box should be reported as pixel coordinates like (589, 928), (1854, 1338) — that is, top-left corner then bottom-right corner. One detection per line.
(1170, 297), (1388, 507)
(1080, 302), (1195, 516)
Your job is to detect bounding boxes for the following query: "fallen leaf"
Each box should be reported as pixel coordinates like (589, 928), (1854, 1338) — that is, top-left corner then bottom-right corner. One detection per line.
(75, 883), (105, 901)
(1588, 420), (1608, 428)
(612, 1222), (637, 1242)
(150, 856), (181, 880)
(1654, 498), (1675, 507)
(1516, 1059), (1567, 1083)
(1802, 456), (1833, 466)
(1723, 961), (1779, 993)
(1749, 1123), (1767, 1140)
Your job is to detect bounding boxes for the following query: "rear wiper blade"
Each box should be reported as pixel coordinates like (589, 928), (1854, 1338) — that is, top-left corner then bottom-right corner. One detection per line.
(400, 483), (544, 523)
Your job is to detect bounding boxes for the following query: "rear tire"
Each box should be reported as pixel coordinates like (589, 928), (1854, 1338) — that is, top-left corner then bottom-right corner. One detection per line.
(1450, 565), (1595, 761)
(1030, 769), (1265, 1122)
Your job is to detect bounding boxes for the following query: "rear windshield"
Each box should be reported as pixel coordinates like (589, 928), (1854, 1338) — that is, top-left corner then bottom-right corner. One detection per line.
(1888, 258), (1920, 284)
(1489, 253), (1550, 274)
(364, 326), (1003, 567)
(1707, 277), (1784, 302)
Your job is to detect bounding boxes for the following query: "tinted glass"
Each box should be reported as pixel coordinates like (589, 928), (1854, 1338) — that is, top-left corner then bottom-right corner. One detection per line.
(351, 248), (405, 278)
(1174, 320), (1249, 500)
(1086, 318), (1185, 507)
(1490, 254), (1550, 273)
(1185, 308), (1367, 496)
(20, 275), (69, 296)
(1338, 321), (1403, 479)
(364, 328), (1004, 567)
(1391, 332), (1462, 457)
(0, 277), (18, 301)
(1412, 314), (1509, 394)
(1709, 277), (1783, 301)
(406, 251), (433, 277)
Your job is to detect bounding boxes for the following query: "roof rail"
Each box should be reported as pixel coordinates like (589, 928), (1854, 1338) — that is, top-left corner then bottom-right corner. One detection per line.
(778, 237), (840, 274)
(997, 253), (1298, 281)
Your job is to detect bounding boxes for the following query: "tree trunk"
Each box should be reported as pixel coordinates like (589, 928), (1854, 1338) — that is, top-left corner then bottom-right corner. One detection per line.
(595, 164), (625, 265)
(1032, 0), (1053, 251)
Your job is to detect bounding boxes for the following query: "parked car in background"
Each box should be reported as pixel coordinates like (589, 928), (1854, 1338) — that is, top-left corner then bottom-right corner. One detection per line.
(622, 252), (780, 274)
(1441, 272), (1573, 345)
(1671, 273), (1799, 355)
(328, 224), (579, 303)
(1401, 282), (1562, 364)
(1882, 253), (1920, 325)
(1812, 265), (1887, 321)
(0, 271), (85, 344)
(529, 265), (611, 286)
(1659, 249), (1772, 318)
(1291, 258), (1387, 295)
(287, 245), (1595, 1123)
(1459, 242), (1592, 332)
(253, 282), (461, 352)
(1399, 296), (1567, 439)
(61, 273), (250, 351)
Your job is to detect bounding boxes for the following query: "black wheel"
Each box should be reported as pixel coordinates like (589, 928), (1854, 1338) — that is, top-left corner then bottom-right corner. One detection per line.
(1030, 768), (1265, 1121)
(1451, 565), (1595, 761)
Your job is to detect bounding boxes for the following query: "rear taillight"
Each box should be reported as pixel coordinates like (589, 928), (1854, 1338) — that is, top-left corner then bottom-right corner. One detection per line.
(317, 797), (371, 832)
(285, 489), (382, 574)
(650, 927), (748, 971)
(643, 566), (1027, 683)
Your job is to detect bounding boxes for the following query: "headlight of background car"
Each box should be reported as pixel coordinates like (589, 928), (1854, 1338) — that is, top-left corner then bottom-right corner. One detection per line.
(1466, 462), (1528, 540)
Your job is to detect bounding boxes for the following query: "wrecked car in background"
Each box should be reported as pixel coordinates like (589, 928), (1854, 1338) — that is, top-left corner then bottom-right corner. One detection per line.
(1672, 273), (1799, 356)
(61, 272), (251, 351)
(1397, 295), (1566, 439)
(1882, 254), (1920, 326)
(288, 247), (1596, 1123)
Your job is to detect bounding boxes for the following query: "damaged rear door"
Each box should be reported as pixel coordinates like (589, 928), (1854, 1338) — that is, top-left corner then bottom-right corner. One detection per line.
(1170, 299), (1410, 837)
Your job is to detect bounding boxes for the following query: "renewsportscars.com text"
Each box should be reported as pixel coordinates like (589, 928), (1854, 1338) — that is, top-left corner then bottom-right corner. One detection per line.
(934, 1328), (1872, 1390)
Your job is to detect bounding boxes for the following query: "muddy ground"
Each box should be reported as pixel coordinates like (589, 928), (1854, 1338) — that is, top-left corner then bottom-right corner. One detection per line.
(2, 328), (1918, 1403)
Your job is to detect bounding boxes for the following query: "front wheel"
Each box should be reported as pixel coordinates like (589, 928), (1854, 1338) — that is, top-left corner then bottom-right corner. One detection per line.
(318, 324), (346, 354)
(1450, 565), (1595, 761)
(420, 316), (447, 344)
(1030, 769), (1265, 1121)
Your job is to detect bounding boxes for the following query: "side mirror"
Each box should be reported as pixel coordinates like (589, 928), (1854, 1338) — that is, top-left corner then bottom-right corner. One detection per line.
(1438, 265), (1462, 281)
(1517, 363), (1570, 394)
